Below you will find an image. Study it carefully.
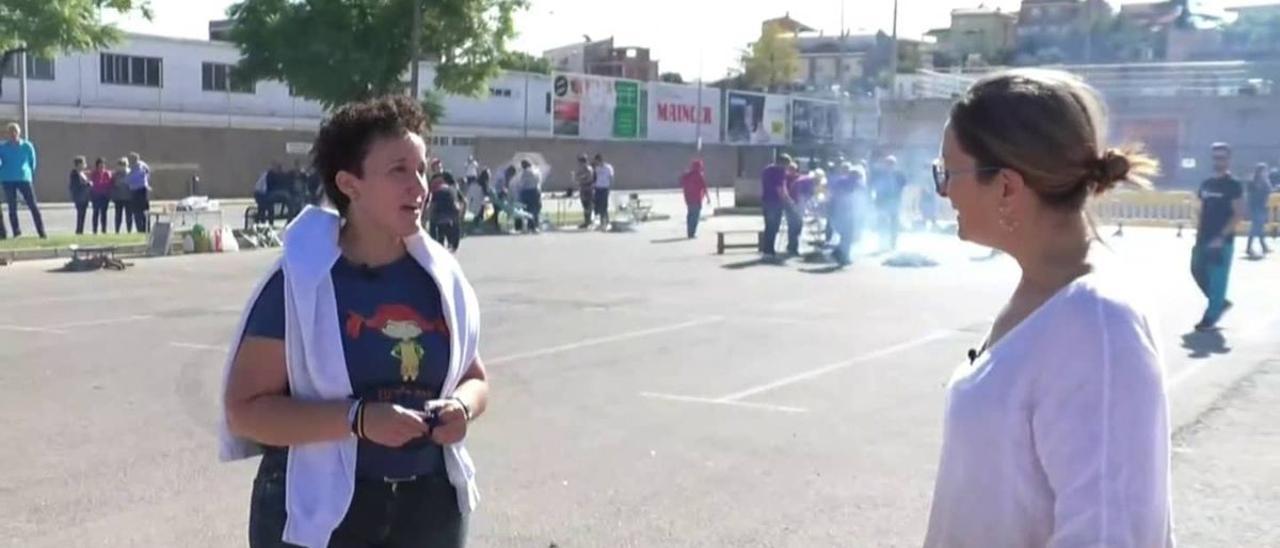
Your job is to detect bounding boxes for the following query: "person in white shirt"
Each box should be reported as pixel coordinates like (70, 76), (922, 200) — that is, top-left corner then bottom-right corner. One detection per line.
(516, 159), (543, 233)
(591, 153), (615, 230)
(464, 156), (479, 185)
(925, 69), (1173, 547)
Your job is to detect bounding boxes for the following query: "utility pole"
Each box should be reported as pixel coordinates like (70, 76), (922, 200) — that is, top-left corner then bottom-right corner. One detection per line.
(18, 47), (29, 139)
(409, 0), (422, 98)
(888, 0), (899, 99)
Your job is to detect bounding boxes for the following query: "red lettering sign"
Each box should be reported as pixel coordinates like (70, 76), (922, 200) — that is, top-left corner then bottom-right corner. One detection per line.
(657, 102), (713, 124)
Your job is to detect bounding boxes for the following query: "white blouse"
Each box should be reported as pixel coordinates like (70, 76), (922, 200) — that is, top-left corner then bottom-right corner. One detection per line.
(925, 270), (1175, 547)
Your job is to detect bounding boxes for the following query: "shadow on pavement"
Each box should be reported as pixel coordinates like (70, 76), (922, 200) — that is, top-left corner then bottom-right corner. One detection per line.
(801, 264), (847, 275)
(1181, 330), (1231, 359)
(650, 237), (691, 244)
(721, 256), (788, 270)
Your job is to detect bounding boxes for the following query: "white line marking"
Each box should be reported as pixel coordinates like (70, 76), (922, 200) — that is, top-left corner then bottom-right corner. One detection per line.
(640, 392), (808, 413)
(717, 329), (957, 402)
(486, 316), (723, 365)
(48, 315), (156, 329)
(0, 324), (68, 335)
(169, 342), (228, 351)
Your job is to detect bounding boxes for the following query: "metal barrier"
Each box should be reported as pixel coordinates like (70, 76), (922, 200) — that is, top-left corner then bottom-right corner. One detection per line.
(1089, 190), (1280, 237)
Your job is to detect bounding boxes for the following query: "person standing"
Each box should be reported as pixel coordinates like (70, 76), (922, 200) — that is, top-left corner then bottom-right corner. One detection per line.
(68, 156), (92, 235)
(1191, 143), (1245, 331)
(827, 162), (865, 266)
(517, 159), (543, 233)
(126, 152), (152, 233)
(110, 158), (134, 233)
(680, 159), (709, 239)
(429, 175), (465, 251)
(925, 69), (1171, 547)
(88, 158), (113, 234)
(759, 154), (792, 256)
(1245, 163), (1272, 258)
(0, 123), (46, 238)
(870, 155), (907, 252)
(781, 164), (805, 256)
(464, 156), (479, 186)
(464, 169), (488, 231)
(574, 155), (595, 228)
(222, 95), (486, 548)
(591, 153), (614, 231)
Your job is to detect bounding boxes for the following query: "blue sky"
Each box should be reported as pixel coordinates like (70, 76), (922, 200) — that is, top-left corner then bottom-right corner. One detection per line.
(106, 0), (1276, 81)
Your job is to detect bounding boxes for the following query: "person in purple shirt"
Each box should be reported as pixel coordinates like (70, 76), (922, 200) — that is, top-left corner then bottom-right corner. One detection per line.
(759, 154), (793, 256)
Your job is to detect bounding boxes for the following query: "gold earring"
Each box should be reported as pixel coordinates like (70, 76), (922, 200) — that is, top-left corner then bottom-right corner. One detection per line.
(998, 206), (1017, 232)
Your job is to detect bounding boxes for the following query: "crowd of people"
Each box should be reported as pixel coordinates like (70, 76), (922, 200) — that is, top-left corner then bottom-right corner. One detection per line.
(754, 150), (918, 266)
(67, 152), (154, 235)
(412, 152), (621, 252)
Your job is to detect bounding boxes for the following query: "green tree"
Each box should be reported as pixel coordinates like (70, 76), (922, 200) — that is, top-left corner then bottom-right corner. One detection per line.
(497, 50), (550, 74)
(0, 0), (151, 94)
(659, 72), (684, 84)
(740, 22), (800, 92)
(227, 0), (525, 110)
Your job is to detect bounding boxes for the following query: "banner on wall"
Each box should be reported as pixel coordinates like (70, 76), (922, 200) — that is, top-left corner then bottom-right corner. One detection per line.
(647, 83), (722, 144)
(553, 73), (647, 140)
(724, 90), (788, 145)
(790, 98), (840, 145)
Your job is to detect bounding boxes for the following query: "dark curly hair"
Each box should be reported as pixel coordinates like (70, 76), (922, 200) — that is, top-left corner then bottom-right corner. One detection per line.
(312, 95), (428, 216)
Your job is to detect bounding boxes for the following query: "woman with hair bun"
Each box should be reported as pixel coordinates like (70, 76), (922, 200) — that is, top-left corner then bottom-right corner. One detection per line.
(924, 69), (1174, 547)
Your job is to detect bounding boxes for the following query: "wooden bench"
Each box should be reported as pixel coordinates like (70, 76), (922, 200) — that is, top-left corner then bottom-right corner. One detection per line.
(716, 230), (765, 255)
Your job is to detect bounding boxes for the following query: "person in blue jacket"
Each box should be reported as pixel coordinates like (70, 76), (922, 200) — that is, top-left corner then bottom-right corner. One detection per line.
(0, 123), (46, 239)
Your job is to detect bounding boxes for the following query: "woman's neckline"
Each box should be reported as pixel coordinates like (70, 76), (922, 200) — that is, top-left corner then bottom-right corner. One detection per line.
(978, 268), (1099, 361)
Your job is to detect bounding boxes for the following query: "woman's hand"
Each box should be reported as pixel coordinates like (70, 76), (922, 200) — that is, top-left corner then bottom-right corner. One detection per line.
(360, 403), (431, 448)
(425, 399), (469, 445)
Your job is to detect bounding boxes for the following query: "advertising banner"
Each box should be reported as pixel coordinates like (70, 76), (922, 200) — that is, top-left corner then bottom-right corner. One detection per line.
(724, 90), (788, 145)
(553, 73), (647, 140)
(647, 83), (722, 144)
(790, 98), (840, 145)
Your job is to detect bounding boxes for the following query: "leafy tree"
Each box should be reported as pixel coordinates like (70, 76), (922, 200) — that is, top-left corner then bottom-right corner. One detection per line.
(740, 21), (800, 92)
(497, 50), (550, 74)
(227, 0), (525, 109)
(0, 0), (152, 95)
(659, 72), (684, 84)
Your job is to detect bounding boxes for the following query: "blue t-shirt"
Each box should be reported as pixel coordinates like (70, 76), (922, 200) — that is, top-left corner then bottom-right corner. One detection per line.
(243, 254), (451, 479)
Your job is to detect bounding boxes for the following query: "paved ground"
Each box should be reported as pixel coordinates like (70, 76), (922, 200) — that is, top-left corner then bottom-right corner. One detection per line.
(1, 204), (1278, 547)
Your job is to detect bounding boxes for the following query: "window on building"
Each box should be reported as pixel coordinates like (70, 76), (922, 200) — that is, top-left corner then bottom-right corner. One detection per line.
(201, 62), (255, 93)
(100, 53), (162, 87)
(2, 55), (55, 81)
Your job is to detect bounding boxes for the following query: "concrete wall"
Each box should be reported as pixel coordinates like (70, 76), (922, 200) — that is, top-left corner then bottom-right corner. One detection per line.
(27, 119), (315, 201)
(473, 137), (774, 192)
(24, 119), (776, 201)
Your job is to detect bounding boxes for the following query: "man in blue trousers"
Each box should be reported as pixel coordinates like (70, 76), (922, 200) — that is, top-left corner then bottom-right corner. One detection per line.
(1192, 142), (1245, 332)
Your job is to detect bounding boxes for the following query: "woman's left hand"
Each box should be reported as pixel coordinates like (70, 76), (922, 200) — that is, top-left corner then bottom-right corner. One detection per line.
(425, 398), (469, 445)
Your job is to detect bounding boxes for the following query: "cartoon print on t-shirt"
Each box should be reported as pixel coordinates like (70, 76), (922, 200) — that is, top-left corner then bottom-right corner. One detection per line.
(346, 304), (447, 382)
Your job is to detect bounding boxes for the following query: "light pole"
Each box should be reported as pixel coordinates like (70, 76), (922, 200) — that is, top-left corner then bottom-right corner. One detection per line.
(18, 47), (29, 139)
(409, 0), (422, 98)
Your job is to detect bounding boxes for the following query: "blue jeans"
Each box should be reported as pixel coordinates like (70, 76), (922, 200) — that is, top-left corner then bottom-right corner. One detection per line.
(1191, 240), (1234, 325)
(829, 196), (857, 264)
(1246, 211), (1270, 254)
(686, 203), (702, 238)
(3, 181), (46, 238)
(518, 188), (542, 232)
(248, 450), (466, 548)
(761, 202), (783, 255)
